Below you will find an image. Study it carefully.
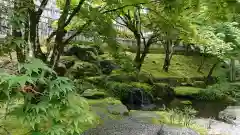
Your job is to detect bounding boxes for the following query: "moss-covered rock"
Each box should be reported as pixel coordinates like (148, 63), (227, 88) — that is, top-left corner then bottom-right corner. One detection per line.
(192, 81), (206, 88)
(82, 89), (107, 99)
(107, 104), (129, 115)
(87, 98), (128, 121)
(174, 87), (202, 98)
(67, 61), (101, 78)
(151, 83), (175, 101)
(129, 110), (162, 124)
(180, 100), (192, 105)
(64, 46), (98, 62)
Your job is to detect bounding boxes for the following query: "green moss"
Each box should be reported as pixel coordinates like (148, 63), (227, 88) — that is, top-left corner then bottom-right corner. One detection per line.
(0, 116), (29, 135)
(174, 87), (202, 97)
(139, 53), (216, 78)
(180, 100), (192, 105)
(87, 97), (122, 106)
(155, 111), (207, 135)
(129, 82), (152, 91)
(129, 110), (207, 135)
(60, 56), (79, 61)
(87, 98), (126, 121)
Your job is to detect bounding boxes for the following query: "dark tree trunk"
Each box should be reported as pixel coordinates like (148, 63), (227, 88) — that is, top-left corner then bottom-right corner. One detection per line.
(134, 34), (142, 71)
(29, 12), (45, 60)
(50, 0), (71, 68)
(197, 55), (206, 72)
(13, 0), (25, 63)
(205, 61), (218, 85)
(163, 40), (173, 72)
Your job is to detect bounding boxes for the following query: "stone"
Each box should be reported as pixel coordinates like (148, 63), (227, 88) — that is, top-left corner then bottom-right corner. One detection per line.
(219, 106), (240, 125)
(129, 110), (161, 124)
(121, 88), (153, 107)
(64, 46), (98, 62)
(151, 83), (175, 101)
(99, 60), (119, 75)
(87, 98), (128, 121)
(81, 118), (200, 135)
(81, 89), (106, 99)
(67, 61), (101, 78)
(194, 118), (240, 135)
(107, 104), (129, 115)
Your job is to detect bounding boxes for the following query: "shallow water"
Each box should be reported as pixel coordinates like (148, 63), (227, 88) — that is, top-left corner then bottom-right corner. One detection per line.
(129, 98), (233, 119)
(163, 98), (232, 119)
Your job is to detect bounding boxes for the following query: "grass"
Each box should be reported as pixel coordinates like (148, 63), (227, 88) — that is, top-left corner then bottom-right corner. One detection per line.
(102, 52), (216, 78)
(141, 54), (216, 78)
(155, 111), (207, 135)
(174, 86), (202, 97)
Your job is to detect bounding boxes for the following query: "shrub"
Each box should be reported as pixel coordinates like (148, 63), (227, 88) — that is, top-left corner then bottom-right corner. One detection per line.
(0, 59), (98, 135)
(197, 82), (240, 101)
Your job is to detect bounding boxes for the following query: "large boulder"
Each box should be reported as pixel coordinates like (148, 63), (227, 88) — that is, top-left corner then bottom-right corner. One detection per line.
(64, 46), (98, 62)
(121, 88), (154, 107)
(55, 57), (75, 76)
(129, 110), (161, 124)
(87, 98), (129, 121)
(107, 103), (129, 115)
(99, 60), (119, 75)
(151, 83), (175, 101)
(219, 106), (240, 125)
(81, 118), (200, 135)
(194, 118), (240, 135)
(67, 61), (101, 78)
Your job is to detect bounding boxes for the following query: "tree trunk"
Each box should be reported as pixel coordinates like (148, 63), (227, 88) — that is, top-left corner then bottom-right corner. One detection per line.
(13, 0), (25, 63)
(29, 12), (45, 60)
(50, 32), (65, 68)
(229, 59), (236, 82)
(134, 34), (142, 71)
(205, 61), (218, 85)
(163, 40), (173, 72)
(197, 55), (205, 72)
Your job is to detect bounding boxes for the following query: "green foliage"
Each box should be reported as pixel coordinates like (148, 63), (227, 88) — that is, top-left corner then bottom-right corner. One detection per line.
(105, 81), (152, 99)
(197, 82), (240, 101)
(0, 59), (97, 135)
(105, 81), (131, 99)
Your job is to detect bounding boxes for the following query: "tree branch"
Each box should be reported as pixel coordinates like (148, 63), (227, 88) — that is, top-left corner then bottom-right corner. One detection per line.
(63, 20), (92, 45)
(36, 0), (49, 21)
(64, 0), (86, 27)
(46, 31), (56, 43)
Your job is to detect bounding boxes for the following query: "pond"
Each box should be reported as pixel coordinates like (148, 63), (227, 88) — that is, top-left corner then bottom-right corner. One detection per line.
(128, 97), (235, 119)
(161, 98), (232, 119)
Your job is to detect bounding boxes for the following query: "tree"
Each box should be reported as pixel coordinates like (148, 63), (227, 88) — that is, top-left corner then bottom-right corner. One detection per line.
(148, 0), (199, 72)
(116, 5), (160, 71)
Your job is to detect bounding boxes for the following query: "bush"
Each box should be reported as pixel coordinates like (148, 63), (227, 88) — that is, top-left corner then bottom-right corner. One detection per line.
(105, 81), (152, 99)
(197, 82), (240, 101)
(0, 59), (98, 135)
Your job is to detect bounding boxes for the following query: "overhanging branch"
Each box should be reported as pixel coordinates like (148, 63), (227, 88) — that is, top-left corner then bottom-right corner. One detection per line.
(36, 0), (49, 21)
(63, 20), (92, 45)
(64, 0), (86, 27)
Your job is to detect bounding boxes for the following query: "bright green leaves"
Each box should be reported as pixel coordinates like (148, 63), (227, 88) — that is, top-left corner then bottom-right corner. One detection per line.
(48, 77), (73, 100)
(0, 58), (97, 135)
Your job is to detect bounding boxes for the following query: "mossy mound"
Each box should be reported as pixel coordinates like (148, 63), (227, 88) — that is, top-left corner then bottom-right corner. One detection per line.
(87, 98), (129, 121)
(174, 87), (202, 98)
